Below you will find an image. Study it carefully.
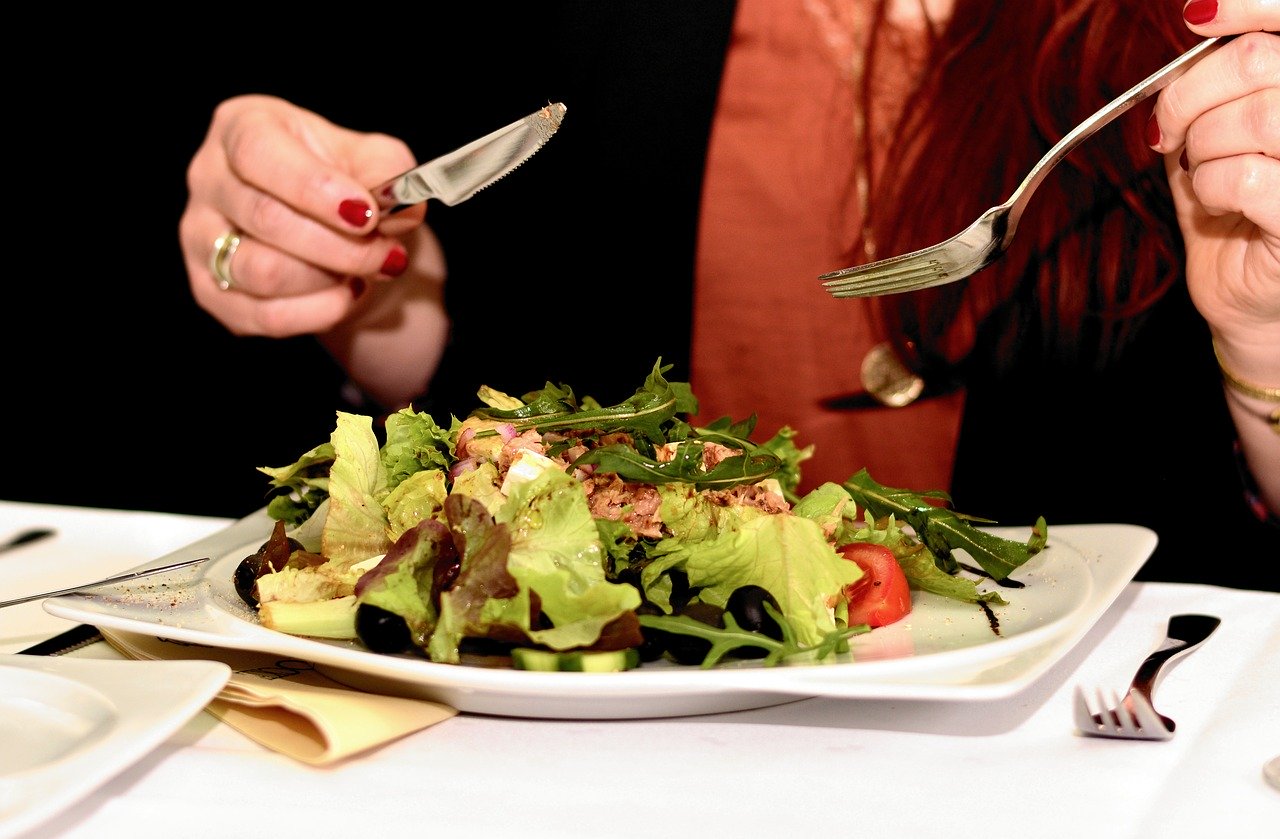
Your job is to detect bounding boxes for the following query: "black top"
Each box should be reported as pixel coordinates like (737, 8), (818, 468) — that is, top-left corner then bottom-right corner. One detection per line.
(10, 1), (1275, 590)
(951, 277), (1279, 591)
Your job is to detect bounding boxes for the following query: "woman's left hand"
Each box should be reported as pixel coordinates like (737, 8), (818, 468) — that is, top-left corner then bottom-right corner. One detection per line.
(1150, 0), (1279, 513)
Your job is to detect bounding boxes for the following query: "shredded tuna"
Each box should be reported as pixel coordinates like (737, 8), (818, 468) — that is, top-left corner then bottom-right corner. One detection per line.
(582, 473), (665, 539)
(497, 429), (547, 473)
(704, 483), (790, 515)
(656, 440), (742, 470)
(485, 427), (783, 541)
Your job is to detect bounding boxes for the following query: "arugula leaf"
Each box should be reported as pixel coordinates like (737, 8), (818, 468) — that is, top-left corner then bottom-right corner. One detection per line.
(845, 512), (1007, 605)
(842, 469), (1048, 581)
(472, 359), (694, 445)
(690, 418), (812, 500)
(638, 605), (869, 668)
(572, 444), (782, 489)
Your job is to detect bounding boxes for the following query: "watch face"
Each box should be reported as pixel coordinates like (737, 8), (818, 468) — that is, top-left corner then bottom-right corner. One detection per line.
(860, 342), (925, 408)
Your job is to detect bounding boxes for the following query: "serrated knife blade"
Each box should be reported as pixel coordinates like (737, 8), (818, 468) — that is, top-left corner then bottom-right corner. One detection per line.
(373, 102), (566, 214)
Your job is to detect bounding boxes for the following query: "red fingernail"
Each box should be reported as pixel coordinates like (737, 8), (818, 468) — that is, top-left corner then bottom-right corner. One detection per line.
(1183, 0), (1217, 25)
(1145, 111), (1161, 148)
(350, 277), (366, 298)
(381, 247), (408, 277)
(1179, 149), (1189, 171)
(339, 199), (373, 228)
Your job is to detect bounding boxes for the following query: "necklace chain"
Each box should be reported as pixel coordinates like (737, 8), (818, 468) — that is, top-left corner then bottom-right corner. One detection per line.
(803, 0), (933, 263)
(804, 0), (935, 406)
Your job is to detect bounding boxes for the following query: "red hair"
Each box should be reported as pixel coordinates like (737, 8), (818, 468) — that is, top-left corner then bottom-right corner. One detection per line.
(861, 0), (1199, 379)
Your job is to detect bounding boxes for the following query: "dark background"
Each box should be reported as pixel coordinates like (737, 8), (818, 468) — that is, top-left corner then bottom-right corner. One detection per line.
(3, 6), (728, 520)
(7, 57), (352, 518)
(5, 27), (477, 518)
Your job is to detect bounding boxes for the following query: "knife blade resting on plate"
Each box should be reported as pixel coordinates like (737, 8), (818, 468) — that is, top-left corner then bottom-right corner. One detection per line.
(373, 102), (566, 214)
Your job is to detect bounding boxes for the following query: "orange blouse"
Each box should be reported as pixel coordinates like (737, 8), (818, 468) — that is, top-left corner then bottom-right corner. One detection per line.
(691, 0), (963, 495)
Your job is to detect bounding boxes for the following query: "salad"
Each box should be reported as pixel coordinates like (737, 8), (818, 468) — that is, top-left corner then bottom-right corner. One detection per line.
(235, 360), (1047, 671)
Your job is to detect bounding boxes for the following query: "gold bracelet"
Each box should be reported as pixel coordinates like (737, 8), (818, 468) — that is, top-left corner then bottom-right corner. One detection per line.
(1212, 340), (1280, 402)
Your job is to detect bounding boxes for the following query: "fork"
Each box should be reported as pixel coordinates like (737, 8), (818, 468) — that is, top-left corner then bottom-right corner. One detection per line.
(1074, 613), (1221, 741)
(820, 36), (1230, 298)
(0, 556), (211, 608)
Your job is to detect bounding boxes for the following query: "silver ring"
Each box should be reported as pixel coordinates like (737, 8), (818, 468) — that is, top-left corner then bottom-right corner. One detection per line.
(210, 230), (241, 291)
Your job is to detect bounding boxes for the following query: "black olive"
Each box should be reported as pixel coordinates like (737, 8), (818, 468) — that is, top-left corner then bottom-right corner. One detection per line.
(727, 585), (783, 638)
(233, 532), (307, 609)
(662, 601), (724, 665)
(634, 602), (668, 662)
(612, 564), (643, 590)
(233, 556), (261, 607)
(726, 585), (783, 659)
(667, 569), (693, 610)
(355, 604), (412, 654)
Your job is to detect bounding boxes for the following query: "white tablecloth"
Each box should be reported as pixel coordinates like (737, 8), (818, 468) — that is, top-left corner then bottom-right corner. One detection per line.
(2, 500), (1276, 838)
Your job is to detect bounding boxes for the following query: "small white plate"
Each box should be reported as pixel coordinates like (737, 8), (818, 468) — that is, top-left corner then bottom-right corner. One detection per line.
(42, 507), (1155, 719)
(0, 655), (229, 838)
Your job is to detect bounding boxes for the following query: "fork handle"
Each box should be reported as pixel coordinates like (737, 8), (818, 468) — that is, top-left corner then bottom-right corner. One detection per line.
(1129, 613), (1221, 702)
(1003, 36), (1232, 241)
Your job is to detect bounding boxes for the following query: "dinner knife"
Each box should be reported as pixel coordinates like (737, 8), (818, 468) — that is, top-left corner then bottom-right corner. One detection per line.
(373, 102), (566, 215)
(17, 623), (103, 656)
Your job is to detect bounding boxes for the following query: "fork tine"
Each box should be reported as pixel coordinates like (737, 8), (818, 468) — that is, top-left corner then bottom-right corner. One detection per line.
(1127, 690), (1172, 740)
(821, 255), (942, 283)
(1094, 687), (1117, 732)
(1110, 687), (1138, 733)
(826, 269), (953, 297)
(1074, 685), (1177, 740)
(821, 258), (942, 286)
(1073, 686), (1101, 734)
(824, 262), (952, 296)
(818, 245), (945, 282)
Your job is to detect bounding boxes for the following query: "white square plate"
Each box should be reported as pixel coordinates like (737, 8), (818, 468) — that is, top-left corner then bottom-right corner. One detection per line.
(40, 506), (1156, 719)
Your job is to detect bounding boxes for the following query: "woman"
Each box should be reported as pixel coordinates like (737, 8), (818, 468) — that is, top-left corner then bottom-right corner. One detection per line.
(178, 0), (1278, 588)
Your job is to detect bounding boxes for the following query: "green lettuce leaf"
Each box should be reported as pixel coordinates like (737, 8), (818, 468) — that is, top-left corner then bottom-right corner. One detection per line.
(381, 408), (456, 492)
(321, 412), (391, 569)
(643, 513), (860, 646)
(498, 469), (640, 650)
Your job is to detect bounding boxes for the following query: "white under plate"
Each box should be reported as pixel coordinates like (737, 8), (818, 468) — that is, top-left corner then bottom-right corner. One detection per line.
(43, 507), (1155, 719)
(0, 655), (230, 838)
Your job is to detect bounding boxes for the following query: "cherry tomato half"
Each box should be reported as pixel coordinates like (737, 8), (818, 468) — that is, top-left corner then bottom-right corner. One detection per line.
(839, 542), (912, 627)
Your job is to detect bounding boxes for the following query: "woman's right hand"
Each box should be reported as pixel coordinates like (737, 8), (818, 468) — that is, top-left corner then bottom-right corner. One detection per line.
(178, 95), (449, 408)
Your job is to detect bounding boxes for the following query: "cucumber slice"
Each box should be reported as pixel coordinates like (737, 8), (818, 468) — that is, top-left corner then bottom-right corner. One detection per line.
(511, 648), (641, 672)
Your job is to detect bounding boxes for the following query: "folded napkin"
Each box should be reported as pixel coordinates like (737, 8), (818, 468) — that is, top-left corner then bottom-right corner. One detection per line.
(101, 629), (456, 765)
